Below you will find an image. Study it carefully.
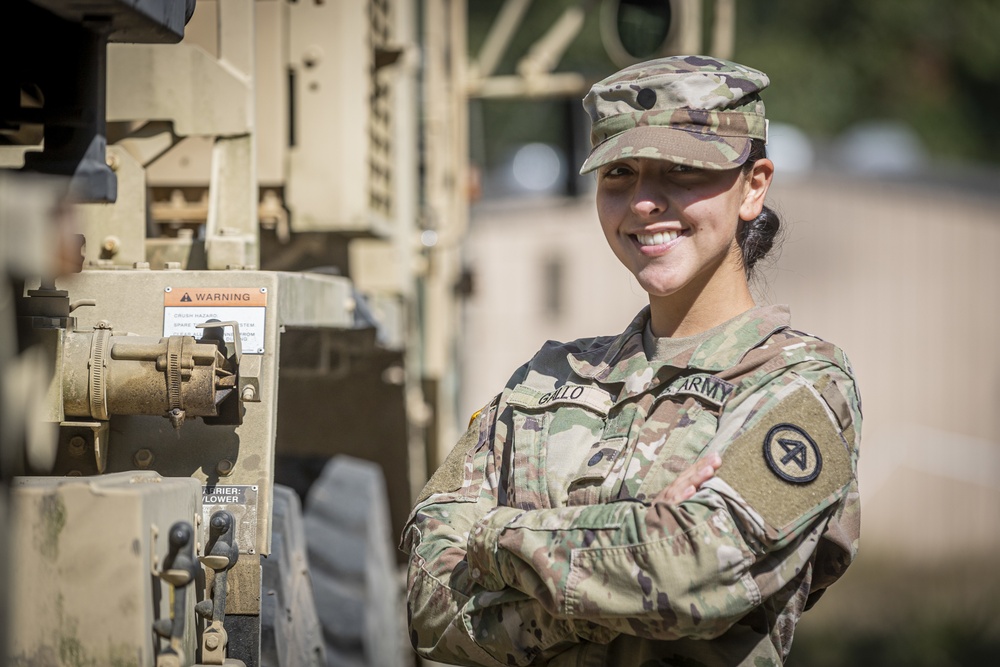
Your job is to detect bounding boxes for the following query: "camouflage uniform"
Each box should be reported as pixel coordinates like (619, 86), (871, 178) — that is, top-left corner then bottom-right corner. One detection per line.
(402, 305), (861, 666)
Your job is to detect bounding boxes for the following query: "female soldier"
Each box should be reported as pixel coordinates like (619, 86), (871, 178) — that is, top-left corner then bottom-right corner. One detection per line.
(402, 56), (862, 666)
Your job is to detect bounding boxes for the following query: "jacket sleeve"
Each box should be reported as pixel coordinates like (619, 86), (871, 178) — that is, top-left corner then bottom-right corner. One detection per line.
(465, 363), (861, 641)
(401, 381), (614, 666)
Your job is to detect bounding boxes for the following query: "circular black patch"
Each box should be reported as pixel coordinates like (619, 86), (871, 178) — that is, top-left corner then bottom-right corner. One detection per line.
(763, 424), (822, 484)
(636, 87), (657, 110)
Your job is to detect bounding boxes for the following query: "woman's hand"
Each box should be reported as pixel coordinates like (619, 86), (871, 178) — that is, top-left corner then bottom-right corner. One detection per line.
(655, 453), (722, 504)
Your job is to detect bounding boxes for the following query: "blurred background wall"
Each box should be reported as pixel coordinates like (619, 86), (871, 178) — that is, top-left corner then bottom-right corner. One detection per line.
(456, 1), (1000, 664)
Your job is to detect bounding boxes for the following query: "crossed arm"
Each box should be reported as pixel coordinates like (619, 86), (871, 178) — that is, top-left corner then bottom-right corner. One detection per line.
(402, 444), (724, 666)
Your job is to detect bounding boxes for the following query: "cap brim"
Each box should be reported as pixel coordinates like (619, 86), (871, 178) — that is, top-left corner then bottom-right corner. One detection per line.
(580, 126), (752, 174)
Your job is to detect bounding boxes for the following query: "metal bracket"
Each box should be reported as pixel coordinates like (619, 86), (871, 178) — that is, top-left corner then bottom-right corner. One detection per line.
(195, 320), (242, 366)
(60, 420), (110, 473)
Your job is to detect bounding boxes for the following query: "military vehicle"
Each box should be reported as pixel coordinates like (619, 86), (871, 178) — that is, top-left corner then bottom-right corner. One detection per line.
(0, 1), (729, 665)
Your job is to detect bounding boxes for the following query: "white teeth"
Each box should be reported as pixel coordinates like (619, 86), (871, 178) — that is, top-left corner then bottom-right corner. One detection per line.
(636, 231), (679, 246)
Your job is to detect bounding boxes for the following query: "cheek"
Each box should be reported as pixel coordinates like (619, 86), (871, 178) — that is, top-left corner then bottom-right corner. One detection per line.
(595, 197), (622, 240)
(684, 199), (740, 239)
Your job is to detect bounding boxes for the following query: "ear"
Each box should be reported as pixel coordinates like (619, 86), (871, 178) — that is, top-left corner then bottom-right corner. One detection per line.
(739, 158), (774, 221)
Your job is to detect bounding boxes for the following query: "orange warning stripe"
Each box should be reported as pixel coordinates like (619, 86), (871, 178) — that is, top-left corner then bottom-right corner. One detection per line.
(164, 287), (267, 307)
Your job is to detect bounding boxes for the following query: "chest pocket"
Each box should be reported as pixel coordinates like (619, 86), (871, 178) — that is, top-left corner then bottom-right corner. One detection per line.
(625, 375), (730, 500)
(505, 382), (615, 509)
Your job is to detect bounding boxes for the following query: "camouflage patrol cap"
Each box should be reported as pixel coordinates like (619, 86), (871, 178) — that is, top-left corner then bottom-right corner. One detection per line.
(580, 55), (769, 174)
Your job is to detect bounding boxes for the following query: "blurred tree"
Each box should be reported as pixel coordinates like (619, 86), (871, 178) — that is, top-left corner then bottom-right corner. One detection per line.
(466, 0), (1000, 191)
(736, 0), (1000, 163)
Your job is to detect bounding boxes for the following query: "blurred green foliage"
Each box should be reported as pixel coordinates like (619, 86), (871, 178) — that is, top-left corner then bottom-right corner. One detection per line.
(737, 0), (1000, 163)
(467, 0), (1000, 170)
(784, 554), (1000, 666)
(789, 623), (1000, 667)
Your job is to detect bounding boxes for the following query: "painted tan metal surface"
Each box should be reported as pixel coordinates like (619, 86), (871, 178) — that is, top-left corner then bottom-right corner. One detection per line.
(52, 268), (354, 563)
(284, 0), (392, 235)
(78, 146), (148, 268)
(4, 0), (475, 662)
(8, 472), (202, 666)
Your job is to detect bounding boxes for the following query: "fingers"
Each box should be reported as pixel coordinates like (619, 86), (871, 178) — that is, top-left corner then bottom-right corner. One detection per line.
(692, 452), (722, 484)
(686, 454), (721, 489)
(657, 452), (723, 505)
(676, 484), (697, 502)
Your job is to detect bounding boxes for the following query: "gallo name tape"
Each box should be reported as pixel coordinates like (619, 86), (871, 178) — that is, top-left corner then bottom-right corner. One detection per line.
(163, 287), (267, 354)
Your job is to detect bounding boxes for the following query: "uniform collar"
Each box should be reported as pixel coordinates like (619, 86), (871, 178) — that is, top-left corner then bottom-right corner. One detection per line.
(568, 304), (791, 396)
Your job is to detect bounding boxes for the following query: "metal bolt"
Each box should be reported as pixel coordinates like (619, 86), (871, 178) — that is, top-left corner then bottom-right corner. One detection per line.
(216, 459), (235, 476)
(67, 470), (82, 477)
(106, 153), (120, 171)
(205, 634), (220, 650)
(134, 449), (154, 468)
(101, 236), (121, 256)
(241, 386), (256, 402)
(303, 46), (323, 68)
(68, 436), (87, 456)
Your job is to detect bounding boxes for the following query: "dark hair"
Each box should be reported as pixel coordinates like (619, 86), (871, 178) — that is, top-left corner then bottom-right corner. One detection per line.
(737, 139), (781, 279)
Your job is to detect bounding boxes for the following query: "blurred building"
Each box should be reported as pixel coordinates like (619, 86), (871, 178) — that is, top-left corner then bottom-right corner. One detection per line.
(459, 165), (1000, 655)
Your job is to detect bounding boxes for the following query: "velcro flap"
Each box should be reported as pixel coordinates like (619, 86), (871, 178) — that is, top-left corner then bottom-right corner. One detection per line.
(415, 409), (483, 504)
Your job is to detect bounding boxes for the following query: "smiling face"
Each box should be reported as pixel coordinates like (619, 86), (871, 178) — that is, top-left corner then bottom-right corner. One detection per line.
(595, 157), (773, 325)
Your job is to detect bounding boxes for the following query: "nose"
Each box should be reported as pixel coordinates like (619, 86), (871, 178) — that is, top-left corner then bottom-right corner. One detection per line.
(631, 172), (667, 218)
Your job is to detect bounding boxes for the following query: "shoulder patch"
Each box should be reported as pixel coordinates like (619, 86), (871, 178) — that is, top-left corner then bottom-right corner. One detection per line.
(716, 385), (851, 534)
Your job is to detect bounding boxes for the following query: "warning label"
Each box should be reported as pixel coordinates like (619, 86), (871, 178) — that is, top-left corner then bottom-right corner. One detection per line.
(202, 484), (258, 554)
(164, 288), (266, 307)
(163, 287), (267, 354)
(203, 484), (248, 505)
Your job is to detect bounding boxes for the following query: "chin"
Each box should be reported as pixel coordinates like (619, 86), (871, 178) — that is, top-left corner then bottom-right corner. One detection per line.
(636, 280), (685, 299)
(633, 269), (687, 299)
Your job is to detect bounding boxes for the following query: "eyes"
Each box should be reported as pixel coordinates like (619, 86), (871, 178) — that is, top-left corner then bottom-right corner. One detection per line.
(600, 161), (702, 181)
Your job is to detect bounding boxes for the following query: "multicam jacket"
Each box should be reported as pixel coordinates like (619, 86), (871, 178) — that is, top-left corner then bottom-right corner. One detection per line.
(402, 305), (862, 666)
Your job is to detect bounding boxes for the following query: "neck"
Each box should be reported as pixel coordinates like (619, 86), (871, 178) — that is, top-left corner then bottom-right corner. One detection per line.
(647, 258), (756, 338)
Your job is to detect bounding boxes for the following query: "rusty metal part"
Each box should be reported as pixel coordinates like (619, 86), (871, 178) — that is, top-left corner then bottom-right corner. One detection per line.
(61, 420), (110, 472)
(68, 435), (86, 456)
(134, 448), (154, 468)
(206, 556), (261, 616)
(62, 330), (234, 427)
(87, 327), (111, 420)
